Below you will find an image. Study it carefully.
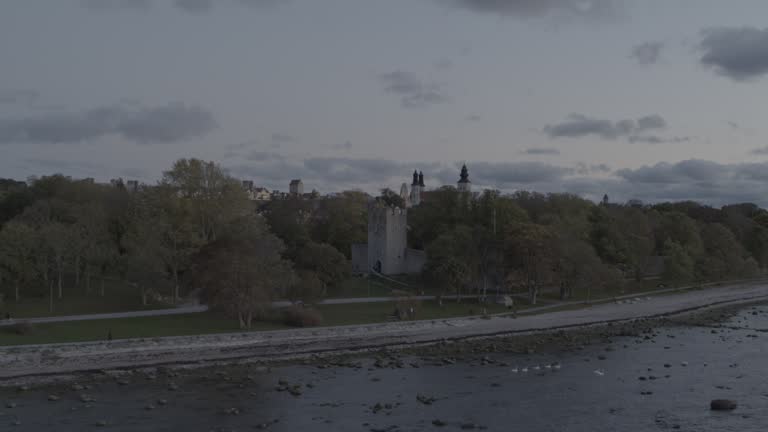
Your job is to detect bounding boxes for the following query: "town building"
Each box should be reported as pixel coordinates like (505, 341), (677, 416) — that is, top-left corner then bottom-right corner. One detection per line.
(289, 179), (304, 196)
(242, 180), (271, 201)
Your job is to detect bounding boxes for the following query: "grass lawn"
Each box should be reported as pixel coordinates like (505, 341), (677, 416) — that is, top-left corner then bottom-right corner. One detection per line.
(0, 312), (286, 346)
(318, 299), (514, 326)
(0, 299), (515, 346)
(326, 274), (444, 299)
(0, 275), (174, 319)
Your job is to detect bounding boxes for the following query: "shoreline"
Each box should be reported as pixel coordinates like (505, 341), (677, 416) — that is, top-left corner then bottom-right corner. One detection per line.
(1, 281), (767, 386)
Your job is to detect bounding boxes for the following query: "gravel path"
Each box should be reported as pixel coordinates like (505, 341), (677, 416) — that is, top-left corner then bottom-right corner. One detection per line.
(0, 281), (766, 381)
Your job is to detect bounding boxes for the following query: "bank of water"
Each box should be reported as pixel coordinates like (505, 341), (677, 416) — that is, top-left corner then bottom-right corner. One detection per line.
(2, 305), (768, 431)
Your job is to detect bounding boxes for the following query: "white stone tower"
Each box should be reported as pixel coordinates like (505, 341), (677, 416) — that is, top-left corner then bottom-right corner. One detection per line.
(399, 183), (411, 208)
(409, 170), (424, 206)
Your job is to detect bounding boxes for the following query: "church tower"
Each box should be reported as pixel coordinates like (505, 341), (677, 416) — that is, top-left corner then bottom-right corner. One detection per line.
(410, 170), (423, 206)
(457, 164), (471, 193)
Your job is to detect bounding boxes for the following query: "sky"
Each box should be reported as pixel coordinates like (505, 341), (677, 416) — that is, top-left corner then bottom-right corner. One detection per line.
(2, 0), (768, 205)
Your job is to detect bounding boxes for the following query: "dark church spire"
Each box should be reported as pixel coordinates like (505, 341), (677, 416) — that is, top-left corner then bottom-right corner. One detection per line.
(418, 171), (424, 187)
(458, 164), (470, 184)
(412, 170), (419, 186)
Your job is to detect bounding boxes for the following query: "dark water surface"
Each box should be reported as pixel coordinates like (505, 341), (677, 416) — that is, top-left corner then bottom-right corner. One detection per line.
(3, 306), (768, 431)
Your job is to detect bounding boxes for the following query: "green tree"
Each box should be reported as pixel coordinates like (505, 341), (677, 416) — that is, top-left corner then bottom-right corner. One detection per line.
(662, 239), (694, 284)
(162, 158), (251, 242)
(504, 223), (556, 305)
(193, 217), (295, 329)
(0, 221), (41, 301)
(293, 242), (349, 294)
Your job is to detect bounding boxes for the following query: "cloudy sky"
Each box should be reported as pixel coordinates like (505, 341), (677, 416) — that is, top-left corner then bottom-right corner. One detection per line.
(3, 0), (768, 205)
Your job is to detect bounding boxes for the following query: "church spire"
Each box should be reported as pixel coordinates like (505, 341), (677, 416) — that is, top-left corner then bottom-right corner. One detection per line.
(457, 164), (471, 192)
(458, 164), (470, 183)
(412, 170), (419, 186)
(418, 171), (424, 187)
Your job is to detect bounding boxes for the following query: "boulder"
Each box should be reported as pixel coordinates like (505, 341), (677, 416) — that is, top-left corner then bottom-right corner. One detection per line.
(710, 399), (737, 411)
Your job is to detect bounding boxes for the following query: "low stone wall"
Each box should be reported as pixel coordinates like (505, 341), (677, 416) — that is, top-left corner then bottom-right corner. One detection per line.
(1, 281), (767, 382)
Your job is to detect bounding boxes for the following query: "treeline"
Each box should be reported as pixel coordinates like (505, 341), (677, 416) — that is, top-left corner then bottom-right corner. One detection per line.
(0, 159), (357, 327)
(2, 159), (766, 325)
(410, 188), (767, 304)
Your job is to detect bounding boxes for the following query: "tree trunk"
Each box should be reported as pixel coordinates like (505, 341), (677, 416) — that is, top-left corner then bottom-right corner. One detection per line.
(49, 279), (54, 313)
(238, 312), (246, 329)
(85, 267), (91, 295)
(14, 279), (20, 301)
(173, 266), (179, 304)
(74, 255), (81, 288)
(100, 278), (105, 297)
(140, 285), (147, 306)
(57, 267), (63, 299)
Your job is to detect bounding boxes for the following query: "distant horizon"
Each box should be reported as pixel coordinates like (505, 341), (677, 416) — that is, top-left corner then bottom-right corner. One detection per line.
(7, 158), (768, 209)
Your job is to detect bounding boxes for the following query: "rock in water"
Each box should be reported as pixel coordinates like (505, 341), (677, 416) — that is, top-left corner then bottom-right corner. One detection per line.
(710, 399), (737, 411)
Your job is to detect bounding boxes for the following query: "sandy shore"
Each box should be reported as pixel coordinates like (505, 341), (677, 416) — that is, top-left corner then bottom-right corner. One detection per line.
(1, 281), (767, 382)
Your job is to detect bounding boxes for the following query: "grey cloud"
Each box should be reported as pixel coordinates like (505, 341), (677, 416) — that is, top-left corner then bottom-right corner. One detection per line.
(616, 159), (726, 184)
(608, 159), (768, 206)
(120, 167), (149, 179)
(628, 135), (690, 144)
(81, 0), (150, 11)
(699, 27), (768, 81)
(750, 146), (768, 155)
(174, 0), (213, 13)
(304, 157), (413, 183)
(24, 158), (104, 176)
(83, 0), (279, 13)
(245, 151), (284, 162)
(575, 162), (610, 175)
(379, 71), (450, 109)
(0, 90), (39, 105)
(434, 58), (454, 70)
(332, 141), (353, 151)
(441, 0), (617, 19)
(434, 161), (574, 187)
(271, 133), (297, 145)
(523, 147), (560, 155)
(0, 102), (216, 145)
(630, 42), (663, 65)
(543, 113), (667, 140)
(465, 114), (482, 122)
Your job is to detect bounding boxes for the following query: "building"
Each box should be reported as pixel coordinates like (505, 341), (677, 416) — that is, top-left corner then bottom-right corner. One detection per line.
(351, 164), (470, 275)
(126, 180), (140, 193)
(397, 170), (425, 208)
(457, 164), (471, 192)
(351, 201), (426, 275)
(242, 180), (271, 201)
(289, 179), (304, 196)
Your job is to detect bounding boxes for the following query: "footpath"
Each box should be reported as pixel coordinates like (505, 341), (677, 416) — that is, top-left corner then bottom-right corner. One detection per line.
(1, 280), (767, 381)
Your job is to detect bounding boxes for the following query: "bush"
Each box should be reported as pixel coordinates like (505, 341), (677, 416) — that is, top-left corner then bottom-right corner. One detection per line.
(282, 306), (323, 327)
(9, 321), (34, 335)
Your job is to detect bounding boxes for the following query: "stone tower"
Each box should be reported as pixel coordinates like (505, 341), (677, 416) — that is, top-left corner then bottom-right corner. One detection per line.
(457, 164), (471, 192)
(410, 170), (424, 206)
(367, 202), (408, 274)
(399, 183), (411, 208)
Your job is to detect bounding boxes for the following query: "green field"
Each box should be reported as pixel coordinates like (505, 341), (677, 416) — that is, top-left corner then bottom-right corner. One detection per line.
(0, 276), (171, 319)
(0, 298), (513, 346)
